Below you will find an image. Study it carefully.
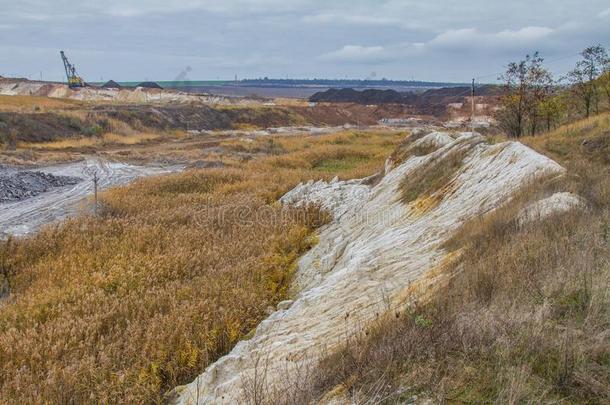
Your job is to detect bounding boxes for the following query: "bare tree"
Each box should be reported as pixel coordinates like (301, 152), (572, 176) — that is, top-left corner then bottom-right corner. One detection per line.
(566, 45), (608, 117)
(83, 160), (104, 216)
(598, 49), (610, 108)
(497, 52), (553, 137)
(526, 56), (554, 135)
(497, 57), (528, 137)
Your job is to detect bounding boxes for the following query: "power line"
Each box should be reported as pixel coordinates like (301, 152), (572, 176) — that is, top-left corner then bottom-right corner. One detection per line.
(473, 51), (583, 82)
(414, 49), (590, 115)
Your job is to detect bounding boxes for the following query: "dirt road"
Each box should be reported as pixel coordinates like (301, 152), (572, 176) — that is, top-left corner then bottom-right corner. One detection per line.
(0, 159), (182, 237)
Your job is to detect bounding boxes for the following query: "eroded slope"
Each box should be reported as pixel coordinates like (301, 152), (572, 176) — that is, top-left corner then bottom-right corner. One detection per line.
(173, 131), (566, 404)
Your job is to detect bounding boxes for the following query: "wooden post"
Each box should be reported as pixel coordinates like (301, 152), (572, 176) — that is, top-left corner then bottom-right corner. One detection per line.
(471, 78), (475, 134)
(93, 172), (98, 216)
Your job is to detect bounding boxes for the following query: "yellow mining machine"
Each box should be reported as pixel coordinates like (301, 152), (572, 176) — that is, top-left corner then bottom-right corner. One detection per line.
(60, 50), (85, 88)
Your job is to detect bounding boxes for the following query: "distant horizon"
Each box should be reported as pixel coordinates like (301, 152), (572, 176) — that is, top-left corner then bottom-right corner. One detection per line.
(3, 76), (478, 87)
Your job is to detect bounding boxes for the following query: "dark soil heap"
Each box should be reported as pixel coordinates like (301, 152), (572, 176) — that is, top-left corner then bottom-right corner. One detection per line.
(0, 171), (82, 202)
(136, 82), (163, 89)
(310, 85), (502, 105)
(102, 80), (121, 89)
(310, 88), (416, 104)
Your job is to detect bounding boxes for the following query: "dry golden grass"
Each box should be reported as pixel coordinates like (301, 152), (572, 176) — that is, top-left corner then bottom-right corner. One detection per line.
(0, 129), (405, 403)
(18, 132), (165, 150)
(398, 146), (468, 205)
(101, 132), (161, 145)
(522, 111), (610, 166)
(280, 114), (610, 404)
(0, 95), (82, 112)
(18, 137), (99, 150)
(273, 98), (310, 107)
(233, 123), (262, 131)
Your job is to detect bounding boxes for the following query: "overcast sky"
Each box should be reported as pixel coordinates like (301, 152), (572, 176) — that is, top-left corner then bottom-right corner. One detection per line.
(1, 0), (609, 83)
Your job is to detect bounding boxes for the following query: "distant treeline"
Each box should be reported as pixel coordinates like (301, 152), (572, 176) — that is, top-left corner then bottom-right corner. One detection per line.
(99, 78), (470, 89)
(239, 78), (468, 88)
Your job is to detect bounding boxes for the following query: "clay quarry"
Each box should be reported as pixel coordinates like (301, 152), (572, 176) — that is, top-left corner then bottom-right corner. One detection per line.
(0, 9), (609, 403)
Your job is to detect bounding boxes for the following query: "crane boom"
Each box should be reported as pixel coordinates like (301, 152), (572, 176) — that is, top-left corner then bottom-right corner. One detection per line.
(60, 51), (85, 88)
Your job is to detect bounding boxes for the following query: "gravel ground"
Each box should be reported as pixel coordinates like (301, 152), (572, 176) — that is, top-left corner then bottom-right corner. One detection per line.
(0, 159), (183, 237)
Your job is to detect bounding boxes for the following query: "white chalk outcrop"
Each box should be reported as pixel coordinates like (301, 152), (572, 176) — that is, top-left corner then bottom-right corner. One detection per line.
(280, 177), (371, 221)
(518, 192), (584, 225)
(172, 132), (568, 404)
(0, 78), (227, 104)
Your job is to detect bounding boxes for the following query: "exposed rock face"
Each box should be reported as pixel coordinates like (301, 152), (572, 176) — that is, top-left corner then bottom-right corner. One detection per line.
(280, 177), (370, 221)
(518, 192), (584, 225)
(172, 132), (567, 404)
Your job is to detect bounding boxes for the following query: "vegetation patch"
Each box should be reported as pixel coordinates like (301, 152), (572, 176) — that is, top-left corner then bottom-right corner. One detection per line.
(313, 156), (367, 173)
(0, 129), (403, 404)
(399, 145), (469, 205)
(387, 131), (430, 165)
(220, 137), (286, 155)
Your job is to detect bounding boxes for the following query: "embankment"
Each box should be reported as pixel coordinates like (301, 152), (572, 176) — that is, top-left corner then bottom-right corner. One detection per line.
(172, 130), (573, 403)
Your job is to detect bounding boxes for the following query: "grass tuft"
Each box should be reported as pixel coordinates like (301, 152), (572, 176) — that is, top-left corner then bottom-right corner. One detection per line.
(399, 145), (469, 205)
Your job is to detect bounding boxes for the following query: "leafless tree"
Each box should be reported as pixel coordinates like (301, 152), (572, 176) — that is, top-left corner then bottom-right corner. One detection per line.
(83, 160), (105, 216)
(597, 50), (610, 108)
(566, 45), (608, 117)
(497, 52), (554, 137)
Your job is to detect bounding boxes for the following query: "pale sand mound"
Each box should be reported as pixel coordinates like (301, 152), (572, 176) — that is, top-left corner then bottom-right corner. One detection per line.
(0, 78), (227, 104)
(172, 132), (568, 404)
(518, 192), (585, 225)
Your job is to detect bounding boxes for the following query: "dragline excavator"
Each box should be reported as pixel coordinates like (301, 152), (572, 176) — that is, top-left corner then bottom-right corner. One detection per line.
(60, 51), (85, 88)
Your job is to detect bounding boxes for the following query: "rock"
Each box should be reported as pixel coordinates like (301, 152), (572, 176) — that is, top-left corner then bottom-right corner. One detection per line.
(280, 177), (370, 220)
(277, 300), (294, 311)
(518, 192), (584, 226)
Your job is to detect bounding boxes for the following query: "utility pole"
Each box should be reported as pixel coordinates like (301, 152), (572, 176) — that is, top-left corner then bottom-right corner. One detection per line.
(470, 78), (475, 134)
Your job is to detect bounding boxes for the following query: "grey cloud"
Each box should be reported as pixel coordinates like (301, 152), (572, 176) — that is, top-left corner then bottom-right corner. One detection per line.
(0, 0), (608, 82)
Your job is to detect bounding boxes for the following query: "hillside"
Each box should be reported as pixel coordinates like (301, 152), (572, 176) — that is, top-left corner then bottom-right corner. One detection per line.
(171, 114), (609, 404)
(188, 114), (610, 404)
(0, 93), (426, 164)
(1, 105), (608, 403)
(306, 115), (610, 404)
